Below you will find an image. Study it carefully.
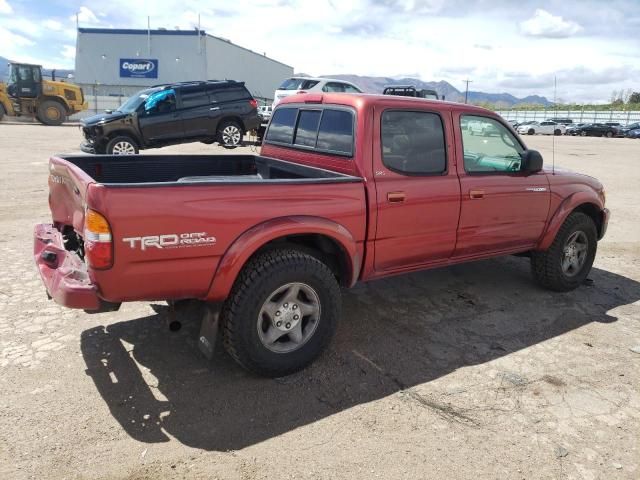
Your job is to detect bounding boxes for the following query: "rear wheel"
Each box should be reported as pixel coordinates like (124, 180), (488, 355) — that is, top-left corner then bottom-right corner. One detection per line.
(530, 212), (597, 292)
(581, 131), (587, 137)
(221, 249), (340, 377)
(105, 135), (138, 155)
(605, 131), (614, 138)
(554, 129), (561, 136)
(37, 100), (66, 126)
(218, 120), (243, 149)
(0, 103), (5, 121)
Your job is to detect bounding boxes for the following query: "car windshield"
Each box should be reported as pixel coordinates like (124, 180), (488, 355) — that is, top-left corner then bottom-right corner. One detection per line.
(117, 88), (160, 113)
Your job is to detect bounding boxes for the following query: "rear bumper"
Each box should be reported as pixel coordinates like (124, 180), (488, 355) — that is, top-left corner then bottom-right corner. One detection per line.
(33, 223), (116, 311)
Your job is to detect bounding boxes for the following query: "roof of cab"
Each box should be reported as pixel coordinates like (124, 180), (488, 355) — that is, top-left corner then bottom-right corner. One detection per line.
(277, 92), (496, 116)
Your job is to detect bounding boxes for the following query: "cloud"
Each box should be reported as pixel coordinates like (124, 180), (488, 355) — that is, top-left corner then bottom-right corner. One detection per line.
(520, 9), (582, 38)
(0, 0), (12, 15)
(61, 45), (75, 60)
(73, 6), (100, 25)
(43, 19), (64, 31)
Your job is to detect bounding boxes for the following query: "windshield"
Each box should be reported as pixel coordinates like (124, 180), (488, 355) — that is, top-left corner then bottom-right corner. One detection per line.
(117, 88), (160, 113)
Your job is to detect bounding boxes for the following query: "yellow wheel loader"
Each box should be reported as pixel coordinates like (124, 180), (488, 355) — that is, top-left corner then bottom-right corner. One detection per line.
(0, 62), (88, 126)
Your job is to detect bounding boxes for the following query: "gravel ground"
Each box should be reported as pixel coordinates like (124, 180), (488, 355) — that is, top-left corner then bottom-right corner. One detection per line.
(0, 124), (638, 479)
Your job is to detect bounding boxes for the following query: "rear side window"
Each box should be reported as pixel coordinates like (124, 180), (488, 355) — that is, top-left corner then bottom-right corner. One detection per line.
(211, 86), (251, 102)
(267, 107), (297, 143)
(179, 87), (209, 108)
(265, 107), (354, 157)
(381, 111), (446, 175)
(316, 110), (353, 155)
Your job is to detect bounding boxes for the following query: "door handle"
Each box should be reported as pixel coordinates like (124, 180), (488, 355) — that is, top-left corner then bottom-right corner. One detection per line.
(387, 191), (406, 203)
(469, 189), (485, 199)
(210, 107), (220, 111)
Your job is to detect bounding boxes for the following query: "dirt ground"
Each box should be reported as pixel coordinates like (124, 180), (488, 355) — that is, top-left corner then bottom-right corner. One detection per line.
(0, 124), (638, 480)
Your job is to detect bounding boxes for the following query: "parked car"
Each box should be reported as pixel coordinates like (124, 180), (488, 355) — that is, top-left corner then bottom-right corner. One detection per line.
(626, 127), (640, 139)
(469, 120), (499, 136)
(258, 105), (272, 120)
(80, 80), (260, 154)
(619, 122), (640, 136)
(35, 93), (608, 377)
(574, 123), (618, 138)
(272, 77), (362, 107)
(517, 121), (566, 135)
(566, 123), (588, 135)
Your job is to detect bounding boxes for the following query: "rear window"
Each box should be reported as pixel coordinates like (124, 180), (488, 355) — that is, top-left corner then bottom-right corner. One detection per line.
(267, 107), (297, 143)
(278, 78), (319, 91)
(265, 107), (354, 157)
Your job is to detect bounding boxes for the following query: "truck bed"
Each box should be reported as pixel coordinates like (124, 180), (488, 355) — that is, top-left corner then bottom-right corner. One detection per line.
(44, 153), (367, 305)
(60, 154), (359, 186)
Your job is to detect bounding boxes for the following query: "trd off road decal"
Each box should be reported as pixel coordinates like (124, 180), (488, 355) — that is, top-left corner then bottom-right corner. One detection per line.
(122, 232), (216, 251)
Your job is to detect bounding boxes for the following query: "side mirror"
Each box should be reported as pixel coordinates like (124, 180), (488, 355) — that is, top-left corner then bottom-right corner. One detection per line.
(521, 149), (543, 173)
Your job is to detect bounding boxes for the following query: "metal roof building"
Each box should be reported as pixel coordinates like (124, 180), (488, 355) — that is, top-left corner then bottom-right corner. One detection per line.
(74, 28), (293, 102)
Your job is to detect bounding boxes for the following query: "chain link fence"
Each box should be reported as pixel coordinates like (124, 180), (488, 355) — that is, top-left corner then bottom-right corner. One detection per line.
(496, 109), (640, 124)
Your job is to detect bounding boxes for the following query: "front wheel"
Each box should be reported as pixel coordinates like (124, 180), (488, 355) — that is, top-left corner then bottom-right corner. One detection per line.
(37, 100), (66, 126)
(221, 249), (340, 377)
(554, 129), (562, 136)
(528, 128), (535, 135)
(530, 212), (597, 292)
(218, 121), (243, 149)
(606, 131), (614, 138)
(105, 135), (139, 155)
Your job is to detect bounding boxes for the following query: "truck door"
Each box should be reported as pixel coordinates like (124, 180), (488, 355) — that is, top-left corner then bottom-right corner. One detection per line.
(453, 113), (550, 257)
(138, 89), (184, 143)
(373, 106), (461, 271)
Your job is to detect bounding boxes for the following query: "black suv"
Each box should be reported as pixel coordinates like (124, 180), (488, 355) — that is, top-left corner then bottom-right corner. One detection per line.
(80, 80), (260, 154)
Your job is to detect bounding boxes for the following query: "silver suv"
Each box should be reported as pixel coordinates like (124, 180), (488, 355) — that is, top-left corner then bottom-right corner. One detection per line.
(273, 77), (363, 107)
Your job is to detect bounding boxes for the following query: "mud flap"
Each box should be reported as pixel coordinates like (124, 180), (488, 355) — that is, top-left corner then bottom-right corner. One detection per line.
(198, 303), (221, 360)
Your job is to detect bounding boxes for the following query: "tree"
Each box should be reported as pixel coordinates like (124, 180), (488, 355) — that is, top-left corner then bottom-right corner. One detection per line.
(629, 92), (640, 104)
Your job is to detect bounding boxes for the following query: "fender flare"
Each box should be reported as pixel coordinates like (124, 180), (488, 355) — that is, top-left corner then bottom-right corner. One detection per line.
(204, 216), (361, 302)
(536, 191), (604, 250)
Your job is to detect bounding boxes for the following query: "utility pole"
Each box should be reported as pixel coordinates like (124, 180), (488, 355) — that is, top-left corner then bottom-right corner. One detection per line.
(463, 79), (472, 104)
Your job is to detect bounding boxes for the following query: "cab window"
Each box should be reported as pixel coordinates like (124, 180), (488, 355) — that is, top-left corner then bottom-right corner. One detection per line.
(381, 110), (446, 175)
(144, 89), (177, 114)
(460, 115), (524, 173)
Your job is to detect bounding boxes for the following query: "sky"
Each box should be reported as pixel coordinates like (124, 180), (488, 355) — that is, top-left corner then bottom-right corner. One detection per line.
(0, 0), (639, 103)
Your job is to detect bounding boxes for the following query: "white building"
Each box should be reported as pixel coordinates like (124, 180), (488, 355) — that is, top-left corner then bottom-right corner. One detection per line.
(74, 28), (293, 103)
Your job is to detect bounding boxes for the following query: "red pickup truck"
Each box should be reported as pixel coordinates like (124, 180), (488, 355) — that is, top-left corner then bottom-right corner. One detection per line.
(34, 93), (609, 377)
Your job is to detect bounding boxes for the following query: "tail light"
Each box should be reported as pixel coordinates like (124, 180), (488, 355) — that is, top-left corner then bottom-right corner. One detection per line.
(249, 98), (258, 109)
(84, 209), (113, 269)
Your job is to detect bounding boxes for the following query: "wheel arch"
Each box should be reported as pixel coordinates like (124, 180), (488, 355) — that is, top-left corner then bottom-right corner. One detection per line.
(105, 130), (141, 146)
(205, 216), (362, 302)
(537, 194), (605, 250)
(218, 115), (247, 133)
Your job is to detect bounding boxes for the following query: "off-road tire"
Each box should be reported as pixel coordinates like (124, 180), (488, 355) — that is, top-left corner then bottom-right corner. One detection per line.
(37, 100), (66, 126)
(530, 212), (597, 292)
(0, 103), (5, 121)
(221, 249), (341, 377)
(105, 135), (139, 155)
(217, 120), (243, 149)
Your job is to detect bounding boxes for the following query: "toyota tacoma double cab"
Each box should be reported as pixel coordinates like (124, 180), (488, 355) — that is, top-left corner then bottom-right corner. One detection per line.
(80, 80), (260, 154)
(35, 93), (609, 377)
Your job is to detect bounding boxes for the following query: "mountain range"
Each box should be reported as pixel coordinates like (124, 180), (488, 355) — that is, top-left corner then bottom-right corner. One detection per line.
(321, 74), (552, 107)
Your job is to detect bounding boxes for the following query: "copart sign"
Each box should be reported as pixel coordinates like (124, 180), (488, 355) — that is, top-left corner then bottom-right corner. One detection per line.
(119, 58), (158, 79)
(122, 232), (216, 251)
